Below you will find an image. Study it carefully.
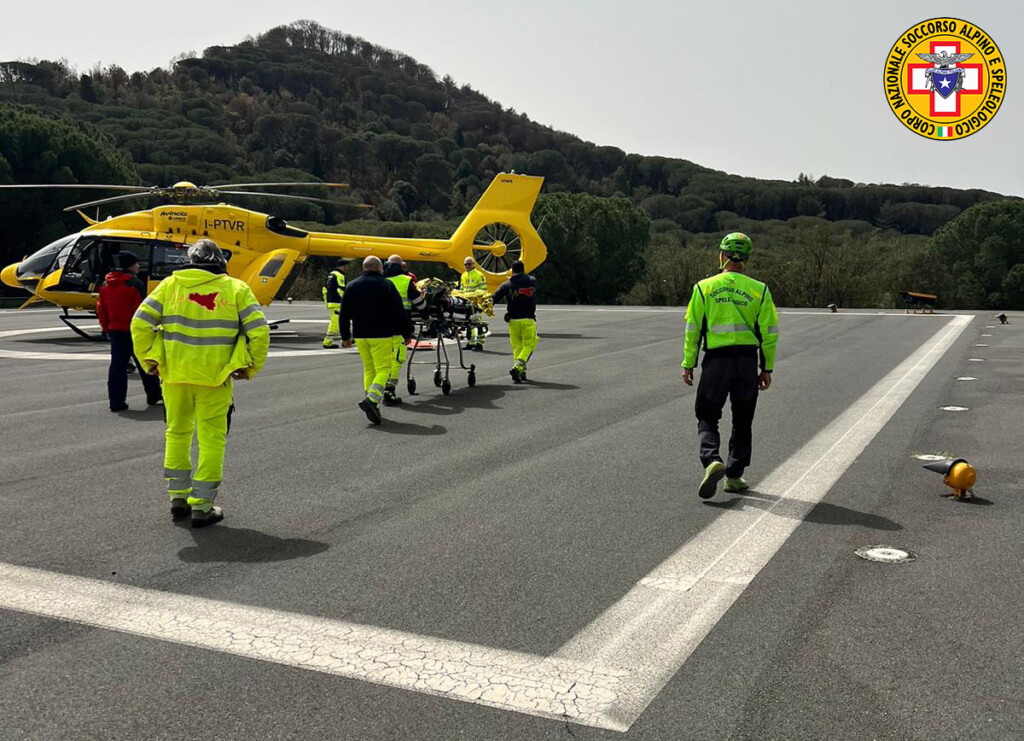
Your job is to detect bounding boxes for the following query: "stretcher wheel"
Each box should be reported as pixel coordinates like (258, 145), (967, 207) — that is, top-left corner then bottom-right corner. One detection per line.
(433, 370), (443, 387)
(441, 379), (452, 395)
(407, 378), (417, 395)
(467, 371), (476, 388)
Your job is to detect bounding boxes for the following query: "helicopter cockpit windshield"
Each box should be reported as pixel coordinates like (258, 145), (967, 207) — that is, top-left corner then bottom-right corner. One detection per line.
(15, 234), (78, 282)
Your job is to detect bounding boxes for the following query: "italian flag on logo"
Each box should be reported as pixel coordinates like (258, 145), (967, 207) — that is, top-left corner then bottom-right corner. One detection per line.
(937, 126), (955, 138)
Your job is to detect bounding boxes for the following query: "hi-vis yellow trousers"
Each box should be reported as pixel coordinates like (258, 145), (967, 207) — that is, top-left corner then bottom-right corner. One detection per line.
(163, 381), (233, 510)
(356, 338), (393, 406)
(508, 318), (539, 370)
(324, 302), (341, 347)
(387, 335), (407, 388)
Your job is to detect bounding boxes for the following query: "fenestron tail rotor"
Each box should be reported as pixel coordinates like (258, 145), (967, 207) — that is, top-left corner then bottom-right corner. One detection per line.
(472, 222), (523, 273)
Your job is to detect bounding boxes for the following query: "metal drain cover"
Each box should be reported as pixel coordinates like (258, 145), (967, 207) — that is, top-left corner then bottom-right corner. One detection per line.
(856, 546), (916, 563)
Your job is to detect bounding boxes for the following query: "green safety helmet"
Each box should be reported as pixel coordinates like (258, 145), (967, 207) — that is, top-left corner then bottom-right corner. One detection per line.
(720, 232), (752, 262)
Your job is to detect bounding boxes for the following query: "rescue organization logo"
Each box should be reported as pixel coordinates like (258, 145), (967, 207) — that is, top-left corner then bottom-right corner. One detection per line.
(884, 18), (1006, 140)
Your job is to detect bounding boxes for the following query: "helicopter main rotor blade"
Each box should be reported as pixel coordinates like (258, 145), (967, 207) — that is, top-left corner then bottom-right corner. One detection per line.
(211, 182), (350, 189)
(0, 184), (152, 191)
(216, 189), (372, 206)
(63, 192), (164, 212)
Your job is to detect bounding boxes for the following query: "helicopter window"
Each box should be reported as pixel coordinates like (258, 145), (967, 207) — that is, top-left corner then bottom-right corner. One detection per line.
(259, 257), (285, 278)
(101, 239), (151, 275)
(15, 234), (77, 279)
(55, 242), (75, 269)
(150, 243), (191, 279)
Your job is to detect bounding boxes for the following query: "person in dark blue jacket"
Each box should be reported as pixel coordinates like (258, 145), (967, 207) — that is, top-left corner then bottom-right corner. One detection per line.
(492, 261), (538, 383)
(340, 256), (412, 424)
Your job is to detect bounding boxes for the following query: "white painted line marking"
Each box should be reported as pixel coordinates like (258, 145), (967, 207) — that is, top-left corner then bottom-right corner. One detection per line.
(956, 377), (978, 381)
(982, 334), (993, 337)
(976, 344), (988, 347)
(940, 406), (968, 412)
(555, 314), (972, 729)
(0, 562), (631, 732)
(968, 358), (985, 362)
(914, 454), (948, 461)
(0, 324), (356, 361)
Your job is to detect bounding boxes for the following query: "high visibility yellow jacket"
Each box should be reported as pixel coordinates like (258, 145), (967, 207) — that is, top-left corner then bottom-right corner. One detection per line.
(460, 268), (487, 292)
(130, 268), (270, 386)
(322, 270), (345, 305)
(387, 273), (414, 311)
(682, 270), (779, 372)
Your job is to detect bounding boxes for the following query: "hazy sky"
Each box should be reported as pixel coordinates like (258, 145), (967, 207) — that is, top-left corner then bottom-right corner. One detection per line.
(2, 0), (1020, 195)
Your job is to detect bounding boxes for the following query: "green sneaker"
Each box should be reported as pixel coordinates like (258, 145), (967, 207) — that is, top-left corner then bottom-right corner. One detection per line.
(698, 461), (726, 500)
(724, 476), (749, 493)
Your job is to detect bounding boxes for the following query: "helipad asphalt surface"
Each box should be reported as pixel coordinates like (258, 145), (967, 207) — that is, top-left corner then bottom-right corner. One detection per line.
(0, 303), (1021, 739)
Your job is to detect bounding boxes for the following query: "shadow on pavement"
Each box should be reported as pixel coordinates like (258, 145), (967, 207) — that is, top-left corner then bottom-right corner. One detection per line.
(522, 380), (581, 390)
(534, 333), (601, 340)
(401, 385), (510, 415)
(118, 405), (165, 421)
(177, 525), (330, 563)
(951, 495), (994, 506)
(368, 419), (446, 436)
(705, 490), (902, 531)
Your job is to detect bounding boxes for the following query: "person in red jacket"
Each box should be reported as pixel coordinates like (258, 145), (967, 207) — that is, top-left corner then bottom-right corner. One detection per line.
(97, 252), (162, 411)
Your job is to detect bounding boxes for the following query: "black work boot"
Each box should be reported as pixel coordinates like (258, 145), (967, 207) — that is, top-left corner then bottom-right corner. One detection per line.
(382, 387), (403, 406)
(170, 497), (190, 520)
(358, 398), (383, 425)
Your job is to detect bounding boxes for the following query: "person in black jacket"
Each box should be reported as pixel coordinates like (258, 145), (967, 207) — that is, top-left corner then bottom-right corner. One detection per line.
(492, 261), (539, 384)
(340, 256), (412, 425)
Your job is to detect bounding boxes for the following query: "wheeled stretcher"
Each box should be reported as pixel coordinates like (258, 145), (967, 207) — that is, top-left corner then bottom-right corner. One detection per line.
(405, 281), (491, 395)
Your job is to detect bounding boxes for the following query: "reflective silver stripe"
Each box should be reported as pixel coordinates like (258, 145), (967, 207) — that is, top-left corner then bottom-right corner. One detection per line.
(163, 331), (238, 346)
(134, 310), (159, 326)
(243, 317), (269, 330)
(766, 326), (779, 335)
(161, 315), (240, 330)
(164, 468), (191, 477)
(685, 322), (699, 332)
(238, 304), (262, 321)
(709, 323), (753, 334)
(166, 477), (192, 491)
(192, 480), (220, 499)
(142, 297), (163, 313)
(369, 383), (384, 393)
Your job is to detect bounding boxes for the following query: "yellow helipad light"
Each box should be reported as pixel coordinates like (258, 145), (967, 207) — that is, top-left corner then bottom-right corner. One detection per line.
(923, 458), (977, 500)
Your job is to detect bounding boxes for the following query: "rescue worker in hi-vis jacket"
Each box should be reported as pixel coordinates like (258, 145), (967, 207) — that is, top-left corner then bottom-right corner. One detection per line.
(131, 239), (270, 527)
(383, 254), (426, 406)
(492, 260), (539, 384)
(681, 232), (779, 501)
(340, 256), (412, 426)
(460, 256), (488, 350)
(322, 260), (346, 348)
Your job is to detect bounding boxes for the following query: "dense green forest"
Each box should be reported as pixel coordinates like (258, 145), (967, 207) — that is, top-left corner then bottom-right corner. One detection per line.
(1, 20), (1021, 307)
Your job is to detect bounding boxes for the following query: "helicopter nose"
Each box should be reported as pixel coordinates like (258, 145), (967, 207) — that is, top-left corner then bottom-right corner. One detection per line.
(1, 262), (22, 289)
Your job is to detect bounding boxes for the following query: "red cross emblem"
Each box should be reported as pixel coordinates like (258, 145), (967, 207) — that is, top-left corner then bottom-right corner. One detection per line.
(906, 41), (983, 117)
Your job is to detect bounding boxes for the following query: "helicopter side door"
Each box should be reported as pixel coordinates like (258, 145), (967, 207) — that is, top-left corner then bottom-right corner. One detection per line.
(55, 237), (153, 294)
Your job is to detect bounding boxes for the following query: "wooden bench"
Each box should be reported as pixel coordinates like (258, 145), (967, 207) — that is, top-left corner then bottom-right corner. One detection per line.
(901, 291), (938, 314)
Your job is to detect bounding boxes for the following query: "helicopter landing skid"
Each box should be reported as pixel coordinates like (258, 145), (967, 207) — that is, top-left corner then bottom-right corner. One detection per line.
(59, 312), (105, 341)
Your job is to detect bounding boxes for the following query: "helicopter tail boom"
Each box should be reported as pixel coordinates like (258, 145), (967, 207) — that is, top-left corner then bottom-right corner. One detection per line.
(305, 173), (545, 291)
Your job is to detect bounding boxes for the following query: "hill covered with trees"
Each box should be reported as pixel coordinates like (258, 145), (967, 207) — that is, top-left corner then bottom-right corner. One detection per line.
(1, 20), (1021, 308)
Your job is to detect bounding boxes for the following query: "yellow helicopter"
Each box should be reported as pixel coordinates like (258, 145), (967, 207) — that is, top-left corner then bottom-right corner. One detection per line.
(1, 173), (546, 337)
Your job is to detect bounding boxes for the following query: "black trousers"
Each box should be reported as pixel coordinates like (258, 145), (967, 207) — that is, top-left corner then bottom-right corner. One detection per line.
(695, 354), (759, 478)
(108, 330), (161, 408)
